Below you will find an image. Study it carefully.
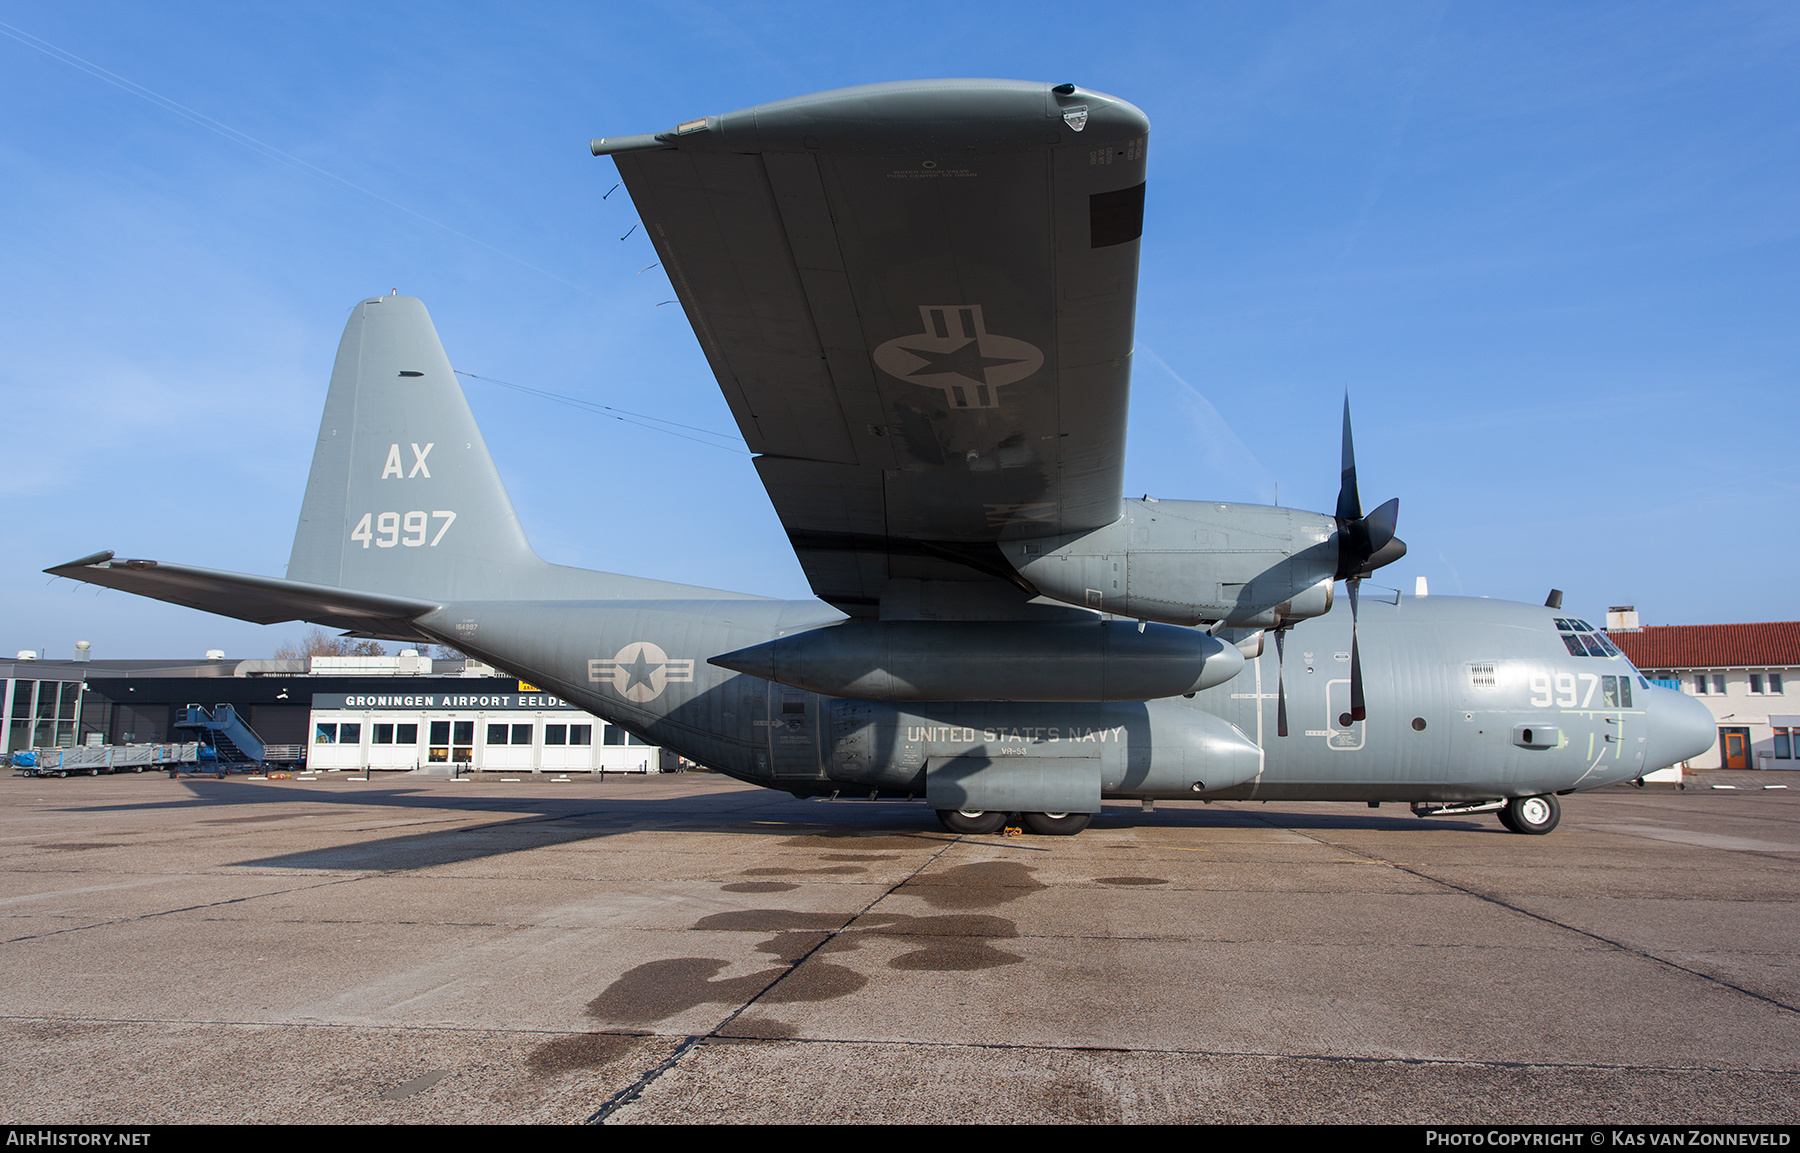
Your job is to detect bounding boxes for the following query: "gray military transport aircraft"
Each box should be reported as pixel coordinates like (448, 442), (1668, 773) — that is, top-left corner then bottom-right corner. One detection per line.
(47, 80), (1713, 836)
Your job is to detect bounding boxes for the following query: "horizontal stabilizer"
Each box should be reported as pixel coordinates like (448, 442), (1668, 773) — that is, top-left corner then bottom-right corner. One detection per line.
(45, 552), (441, 642)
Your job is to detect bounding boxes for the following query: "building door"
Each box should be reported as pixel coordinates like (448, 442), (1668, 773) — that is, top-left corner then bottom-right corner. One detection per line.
(1720, 727), (1751, 769)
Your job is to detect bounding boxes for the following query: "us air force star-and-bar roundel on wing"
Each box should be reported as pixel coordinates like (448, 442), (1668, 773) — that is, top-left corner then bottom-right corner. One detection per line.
(872, 305), (1044, 410)
(588, 642), (696, 703)
(604, 81), (1150, 617)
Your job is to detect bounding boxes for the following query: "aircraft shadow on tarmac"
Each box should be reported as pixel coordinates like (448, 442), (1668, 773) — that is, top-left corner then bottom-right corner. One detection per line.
(49, 778), (1487, 873)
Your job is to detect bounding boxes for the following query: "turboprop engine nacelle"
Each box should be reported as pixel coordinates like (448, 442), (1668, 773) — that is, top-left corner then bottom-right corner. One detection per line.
(999, 499), (1339, 628)
(710, 618), (1244, 702)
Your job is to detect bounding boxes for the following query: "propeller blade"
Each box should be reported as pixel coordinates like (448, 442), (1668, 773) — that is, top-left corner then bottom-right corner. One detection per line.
(1348, 577), (1367, 724)
(1363, 497), (1399, 554)
(1363, 535), (1407, 573)
(1332, 404), (1402, 579)
(1275, 628), (1289, 738)
(1336, 394), (1362, 525)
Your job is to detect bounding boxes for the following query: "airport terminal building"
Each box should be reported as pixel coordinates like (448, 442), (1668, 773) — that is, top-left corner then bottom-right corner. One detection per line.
(1, 651), (664, 773)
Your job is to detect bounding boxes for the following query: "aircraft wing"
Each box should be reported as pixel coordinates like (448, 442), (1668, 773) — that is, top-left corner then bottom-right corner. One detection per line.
(44, 552), (442, 643)
(603, 80), (1149, 616)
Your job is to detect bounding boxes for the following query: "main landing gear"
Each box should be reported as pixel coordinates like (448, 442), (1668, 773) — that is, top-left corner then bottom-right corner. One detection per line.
(935, 809), (1009, 834)
(1498, 793), (1560, 835)
(934, 810), (1094, 836)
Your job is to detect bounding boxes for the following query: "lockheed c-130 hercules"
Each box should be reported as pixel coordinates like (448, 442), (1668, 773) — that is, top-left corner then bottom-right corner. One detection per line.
(47, 80), (1713, 836)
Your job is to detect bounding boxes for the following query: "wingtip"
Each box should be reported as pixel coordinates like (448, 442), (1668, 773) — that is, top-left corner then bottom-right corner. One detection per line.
(45, 550), (115, 574)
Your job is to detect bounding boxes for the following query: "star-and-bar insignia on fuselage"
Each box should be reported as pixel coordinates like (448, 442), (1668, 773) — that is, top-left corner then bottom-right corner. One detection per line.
(871, 305), (1044, 409)
(588, 641), (695, 703)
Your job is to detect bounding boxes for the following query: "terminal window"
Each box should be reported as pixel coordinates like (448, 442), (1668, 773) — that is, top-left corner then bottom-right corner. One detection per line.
(8, 679), (82, 750)
(371, 724), (418, 745)
(544, 724), (592, 746)
(428, 721), (474, 763)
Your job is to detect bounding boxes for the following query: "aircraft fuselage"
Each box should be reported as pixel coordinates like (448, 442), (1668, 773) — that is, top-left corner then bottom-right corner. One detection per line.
(418, 590), (1708, 808)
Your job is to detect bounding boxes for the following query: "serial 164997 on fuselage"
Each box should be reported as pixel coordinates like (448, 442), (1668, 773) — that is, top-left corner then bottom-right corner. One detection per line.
(45, 80), (1715, 835)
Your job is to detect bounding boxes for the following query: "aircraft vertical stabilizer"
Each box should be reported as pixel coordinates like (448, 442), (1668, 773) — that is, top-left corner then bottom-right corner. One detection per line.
(287, 295), (544, 599)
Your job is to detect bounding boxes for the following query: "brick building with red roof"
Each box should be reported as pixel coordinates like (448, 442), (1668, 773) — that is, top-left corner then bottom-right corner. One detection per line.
(1606, 609), (1800, 770)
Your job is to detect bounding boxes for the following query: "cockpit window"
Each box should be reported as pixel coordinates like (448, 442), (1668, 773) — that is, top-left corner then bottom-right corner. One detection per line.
(1554, 618), (1623, 659)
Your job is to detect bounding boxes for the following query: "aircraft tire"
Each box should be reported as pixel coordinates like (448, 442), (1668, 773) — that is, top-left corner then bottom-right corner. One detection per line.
(1497, 804), (1522, 834)
(1020, 811), (1093, 836)
(935, 809), (1009, 835)
(1503, 794), (1560, 835)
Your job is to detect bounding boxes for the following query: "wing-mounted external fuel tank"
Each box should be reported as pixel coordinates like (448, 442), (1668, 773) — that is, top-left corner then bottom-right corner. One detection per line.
(710, 617), (1244, 702)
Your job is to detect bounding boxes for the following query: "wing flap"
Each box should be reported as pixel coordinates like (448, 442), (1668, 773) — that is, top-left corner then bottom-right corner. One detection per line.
(627, 150), (859, 465)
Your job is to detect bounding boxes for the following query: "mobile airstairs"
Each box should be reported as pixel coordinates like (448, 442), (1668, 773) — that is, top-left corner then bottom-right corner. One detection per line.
(173, 704), (305, 775)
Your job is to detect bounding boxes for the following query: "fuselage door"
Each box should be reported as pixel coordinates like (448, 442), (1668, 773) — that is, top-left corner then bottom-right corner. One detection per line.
(1324, 678), (1364, 751)
(767, 687), (823, 779)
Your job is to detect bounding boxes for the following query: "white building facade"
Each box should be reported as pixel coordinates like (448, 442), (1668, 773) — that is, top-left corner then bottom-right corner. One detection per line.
(308, 690), (658, 774)
(1607, 612), (1800, 770)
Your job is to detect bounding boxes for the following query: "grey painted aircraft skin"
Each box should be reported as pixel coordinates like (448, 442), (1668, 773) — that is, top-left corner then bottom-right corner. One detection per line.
(47, 80), (1716, 835)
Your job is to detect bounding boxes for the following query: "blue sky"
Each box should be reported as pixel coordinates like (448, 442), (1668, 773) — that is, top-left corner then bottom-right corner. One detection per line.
(3, 2), (1796, 658)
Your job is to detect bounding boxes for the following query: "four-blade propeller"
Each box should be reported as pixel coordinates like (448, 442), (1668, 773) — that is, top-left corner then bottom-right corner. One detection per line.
(1275, 395), (1405, 736)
